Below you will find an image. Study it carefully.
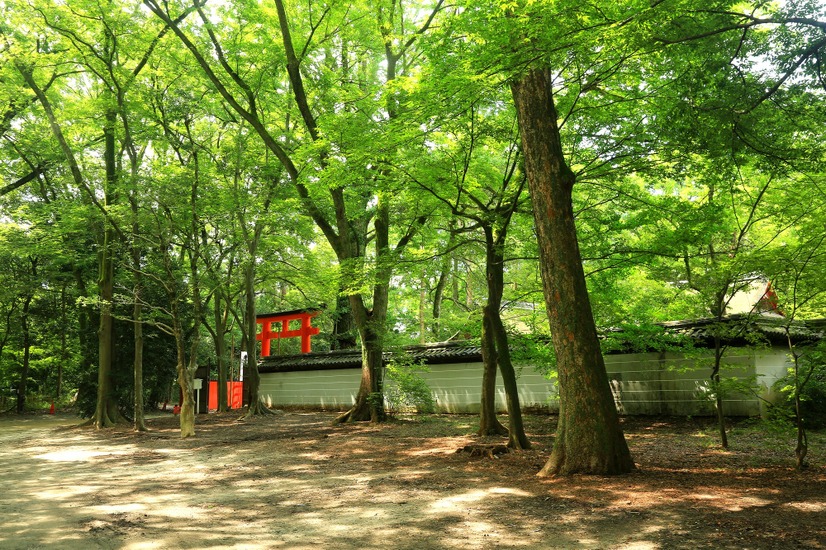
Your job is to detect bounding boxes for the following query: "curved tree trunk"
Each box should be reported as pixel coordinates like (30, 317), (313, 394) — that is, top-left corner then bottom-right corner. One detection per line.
(491, 311), (530, 449)
(512, 68), (633, 476)
(335, 198), (393, 424)
(175, 333), (196, 438)
(479, 307), (508, 436)
(479, 225), (529, 447)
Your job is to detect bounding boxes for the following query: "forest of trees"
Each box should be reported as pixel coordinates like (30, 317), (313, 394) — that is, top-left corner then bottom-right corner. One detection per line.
(0, 0), (824, 474)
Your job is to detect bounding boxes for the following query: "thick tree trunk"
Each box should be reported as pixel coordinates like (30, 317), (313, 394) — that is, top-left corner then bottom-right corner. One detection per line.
(176, 337), (196, 438)
(94, 225), (120, 428)
(335, 199), (393, 424)
(331, 291), (357, 350)
(511, 68), (633, 476)
(169, 274), (197, 437)
(94, 109), (123, 429)
(335, 297), (387, 423)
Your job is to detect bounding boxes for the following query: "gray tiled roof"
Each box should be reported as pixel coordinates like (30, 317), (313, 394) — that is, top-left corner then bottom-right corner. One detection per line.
(658, 313), (823, 345)
(257, 314), (824, 373)
(258, 340), (483, 373)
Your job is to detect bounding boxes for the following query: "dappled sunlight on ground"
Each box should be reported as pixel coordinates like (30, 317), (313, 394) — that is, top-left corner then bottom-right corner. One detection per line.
(429, 486), (534, 512)
(0, 411), (824, 549)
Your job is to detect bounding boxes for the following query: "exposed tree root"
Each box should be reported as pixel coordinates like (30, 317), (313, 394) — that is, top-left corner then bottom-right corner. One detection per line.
(478, 418), (509, 437)
(507, 434), (531, 450)
(456, 444), (510, 459)
(333, 406), (370, 424)
(333, 399), (384, 424)
(238, 399), (277, 421)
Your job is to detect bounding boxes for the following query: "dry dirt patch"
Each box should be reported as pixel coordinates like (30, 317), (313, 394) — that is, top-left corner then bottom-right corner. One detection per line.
(0, 411), (824, 549)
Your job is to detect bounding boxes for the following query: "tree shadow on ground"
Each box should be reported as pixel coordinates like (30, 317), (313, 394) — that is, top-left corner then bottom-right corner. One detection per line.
(0, 411), (824, 549)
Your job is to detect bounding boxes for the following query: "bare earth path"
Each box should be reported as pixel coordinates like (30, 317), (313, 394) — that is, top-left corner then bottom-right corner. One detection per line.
(1, 411), (824, 549)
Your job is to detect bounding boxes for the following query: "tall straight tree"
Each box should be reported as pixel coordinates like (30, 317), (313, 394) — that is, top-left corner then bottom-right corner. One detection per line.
(443, 0), (646, 474)
(511, 69), (634, 475)
(145, 0), (443, 422)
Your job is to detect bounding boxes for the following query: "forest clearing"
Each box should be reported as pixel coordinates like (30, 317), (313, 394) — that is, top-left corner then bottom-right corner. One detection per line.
(2, 410), (824, 550)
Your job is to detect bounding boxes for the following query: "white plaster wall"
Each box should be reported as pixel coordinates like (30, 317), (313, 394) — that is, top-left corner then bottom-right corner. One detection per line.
(415, 362), (557, 414)
(258, 346), (791, 416)
(259, 368), (362, 410)
(754, 348), (793, 417)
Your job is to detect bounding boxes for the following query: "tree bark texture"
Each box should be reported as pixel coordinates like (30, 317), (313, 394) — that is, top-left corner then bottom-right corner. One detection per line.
(94, 231), (119, 428)
(511, 68), (633, 475)
(17, 293), (32, 414)
(241, 262), (273, 417)
(478, 225), (529, 447)
(335, 295), (387, 423)
(479, 310), (508, 436)
(214, 293), (229, 412)
(133, 293), (147, 431)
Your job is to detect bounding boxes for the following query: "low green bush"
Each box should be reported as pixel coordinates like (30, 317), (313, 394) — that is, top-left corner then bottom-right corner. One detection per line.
(771, 343), (826, 429)
(384, 354), (435, 415)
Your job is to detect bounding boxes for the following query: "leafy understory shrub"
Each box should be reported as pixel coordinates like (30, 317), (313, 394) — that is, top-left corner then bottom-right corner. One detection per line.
(771, 349), (826, 429)
(384, 354), (435, 415)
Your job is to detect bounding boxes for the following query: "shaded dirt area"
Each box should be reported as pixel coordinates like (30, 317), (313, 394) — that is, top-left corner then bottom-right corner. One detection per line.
(1, 410), (825, 549)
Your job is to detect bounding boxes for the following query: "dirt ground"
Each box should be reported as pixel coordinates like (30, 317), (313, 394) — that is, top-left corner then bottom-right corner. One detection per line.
(1, 410), (825, 550)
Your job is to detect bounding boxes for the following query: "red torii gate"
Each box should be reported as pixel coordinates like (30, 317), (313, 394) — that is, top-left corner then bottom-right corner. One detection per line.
(256, 308), (321, 356)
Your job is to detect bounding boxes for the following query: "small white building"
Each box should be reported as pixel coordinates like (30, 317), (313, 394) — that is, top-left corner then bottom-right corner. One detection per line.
(257, 314), (824, 417)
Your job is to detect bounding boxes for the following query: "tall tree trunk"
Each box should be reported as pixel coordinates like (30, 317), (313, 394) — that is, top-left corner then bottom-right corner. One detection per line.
(335, 201), (392, 424)
(491, 310), (531, 449)
(214, 292), (229, 412)
(133, 290), (147, 431)
(711, 337), (728, 448)
(93, 109), (121, 429)
(17, 294), (32, 414)
(94, 225), (119, 428)
(58, 283), (67, 401)
(479, 307), (508, 436)
(131, 188), (147, 431)
(478, 226), (530, 448)
(241, 262), (272, 417)
(511, 68), (633, 476)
